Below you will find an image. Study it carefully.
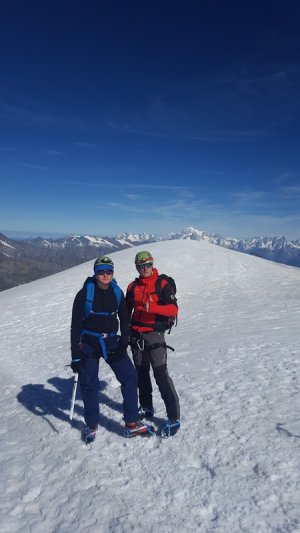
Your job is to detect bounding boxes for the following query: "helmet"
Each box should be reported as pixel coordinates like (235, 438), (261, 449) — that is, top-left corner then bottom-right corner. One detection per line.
(135, 250), (153, 264)
(94, 256), (114, 274)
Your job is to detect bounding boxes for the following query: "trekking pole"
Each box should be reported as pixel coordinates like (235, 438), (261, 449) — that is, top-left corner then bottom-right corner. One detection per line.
(70, 373), (78, 420)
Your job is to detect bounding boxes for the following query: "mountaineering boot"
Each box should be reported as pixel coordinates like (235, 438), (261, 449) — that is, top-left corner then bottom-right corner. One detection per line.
(161, 419), (180, 438)
(82, 426), (98, 445)
(124, 420), (155, 438)
(138, 405), (155, 420)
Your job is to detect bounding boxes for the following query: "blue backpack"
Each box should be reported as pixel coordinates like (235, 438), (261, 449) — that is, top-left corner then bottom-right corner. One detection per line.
(81, 278), (122, 360)
(83, 277), (122, 319)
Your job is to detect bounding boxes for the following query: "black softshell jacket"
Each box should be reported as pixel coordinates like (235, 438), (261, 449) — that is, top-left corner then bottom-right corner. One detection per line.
(71, 277), (129, 358)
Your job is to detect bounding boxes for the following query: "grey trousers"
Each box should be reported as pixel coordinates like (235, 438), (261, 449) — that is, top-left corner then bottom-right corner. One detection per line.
(131, 331), (180, 421)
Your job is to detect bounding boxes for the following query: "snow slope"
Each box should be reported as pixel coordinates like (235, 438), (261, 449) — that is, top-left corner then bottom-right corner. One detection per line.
(0, 240), (299, 533)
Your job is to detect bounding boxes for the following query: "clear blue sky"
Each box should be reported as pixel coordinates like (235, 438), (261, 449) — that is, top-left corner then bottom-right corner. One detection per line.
(0, 0), (299, 239)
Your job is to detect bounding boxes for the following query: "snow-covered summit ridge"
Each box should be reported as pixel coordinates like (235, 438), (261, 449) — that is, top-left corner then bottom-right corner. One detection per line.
(0, 239), (299, 531)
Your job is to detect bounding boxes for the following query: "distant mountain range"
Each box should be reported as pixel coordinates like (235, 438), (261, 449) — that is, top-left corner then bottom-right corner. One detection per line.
(167, 227), (300, 267)
(0, 227), (299, 291)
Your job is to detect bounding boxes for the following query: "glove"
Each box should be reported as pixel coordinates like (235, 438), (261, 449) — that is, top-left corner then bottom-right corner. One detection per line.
(107, 338), (128, 363)
(70, 357), (83, 373)
(114, 338), (129, 356)
(119, 337), (129, 350)
(129, 333), (138, 348)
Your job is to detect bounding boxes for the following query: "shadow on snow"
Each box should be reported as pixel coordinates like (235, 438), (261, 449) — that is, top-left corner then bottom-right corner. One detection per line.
(17, 376), (125, 437)
(276, 422), (300, 439)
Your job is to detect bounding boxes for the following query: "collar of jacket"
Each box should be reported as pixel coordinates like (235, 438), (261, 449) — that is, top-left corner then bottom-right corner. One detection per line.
(137, 267), (159, 286)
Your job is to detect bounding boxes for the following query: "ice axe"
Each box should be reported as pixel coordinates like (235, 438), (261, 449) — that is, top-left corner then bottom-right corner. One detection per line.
(70, 373), (78, 420)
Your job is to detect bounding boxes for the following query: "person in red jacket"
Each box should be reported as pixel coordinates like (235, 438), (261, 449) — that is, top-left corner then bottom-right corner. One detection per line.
(126, 251), (180, 437)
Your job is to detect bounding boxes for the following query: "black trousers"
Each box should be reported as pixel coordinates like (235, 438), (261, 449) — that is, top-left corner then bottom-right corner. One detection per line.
(131, 331), (180, 421)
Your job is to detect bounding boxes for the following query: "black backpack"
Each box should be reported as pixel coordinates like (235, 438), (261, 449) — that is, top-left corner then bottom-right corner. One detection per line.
(155, 275), (177, 333)
(155, 274), (176, 300)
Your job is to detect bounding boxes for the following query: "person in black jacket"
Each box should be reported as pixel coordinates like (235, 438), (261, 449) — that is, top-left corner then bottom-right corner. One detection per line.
(70, 256), (154, 443)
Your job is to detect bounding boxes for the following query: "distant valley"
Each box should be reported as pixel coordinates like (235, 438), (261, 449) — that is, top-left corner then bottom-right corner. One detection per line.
(0, 227), (299, 291)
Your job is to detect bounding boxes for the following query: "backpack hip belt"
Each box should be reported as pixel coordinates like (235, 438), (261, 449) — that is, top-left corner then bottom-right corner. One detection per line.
(80, 328), (117, 361)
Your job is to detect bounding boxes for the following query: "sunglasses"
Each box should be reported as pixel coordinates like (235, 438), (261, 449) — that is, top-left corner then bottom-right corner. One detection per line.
(136, 262), (153, 270)
(97, 270), (113, 276)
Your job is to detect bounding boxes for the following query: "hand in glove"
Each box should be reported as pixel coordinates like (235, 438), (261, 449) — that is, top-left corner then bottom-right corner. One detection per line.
(107, 338), (128, 362)
(71, 357), (83, 373)
(115, 337), (129, 356)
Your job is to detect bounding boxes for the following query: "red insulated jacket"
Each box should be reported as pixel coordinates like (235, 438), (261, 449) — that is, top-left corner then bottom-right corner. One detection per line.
(125, 268), (178, 333)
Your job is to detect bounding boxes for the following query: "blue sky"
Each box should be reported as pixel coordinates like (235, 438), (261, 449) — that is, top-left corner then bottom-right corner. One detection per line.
(0, 0), (299, 239)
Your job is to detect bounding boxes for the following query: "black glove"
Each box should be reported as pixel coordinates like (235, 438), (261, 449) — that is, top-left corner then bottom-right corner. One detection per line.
(71, 357), (83, 373)
(119, 337), (129, 351)
(107, 338), (128, 363)
(129, 333), (139, 348)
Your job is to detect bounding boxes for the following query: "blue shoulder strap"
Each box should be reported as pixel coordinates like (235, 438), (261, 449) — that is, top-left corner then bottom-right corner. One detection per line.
(83, 278), (122, 319)
(111, 278), (122, 308)
(84, 281), (95, 319)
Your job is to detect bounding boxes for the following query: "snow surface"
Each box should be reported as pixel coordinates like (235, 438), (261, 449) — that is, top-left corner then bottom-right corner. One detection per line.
(0, 240), (300, 533)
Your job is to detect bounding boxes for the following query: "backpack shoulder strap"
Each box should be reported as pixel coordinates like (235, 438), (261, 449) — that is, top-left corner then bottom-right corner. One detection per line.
(155, 274), (168, 300)
(84, 280), (95, 318)
(111, 278), (122, 308)
(127, 279), (138, 300)
(84, 278), (122, 319)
